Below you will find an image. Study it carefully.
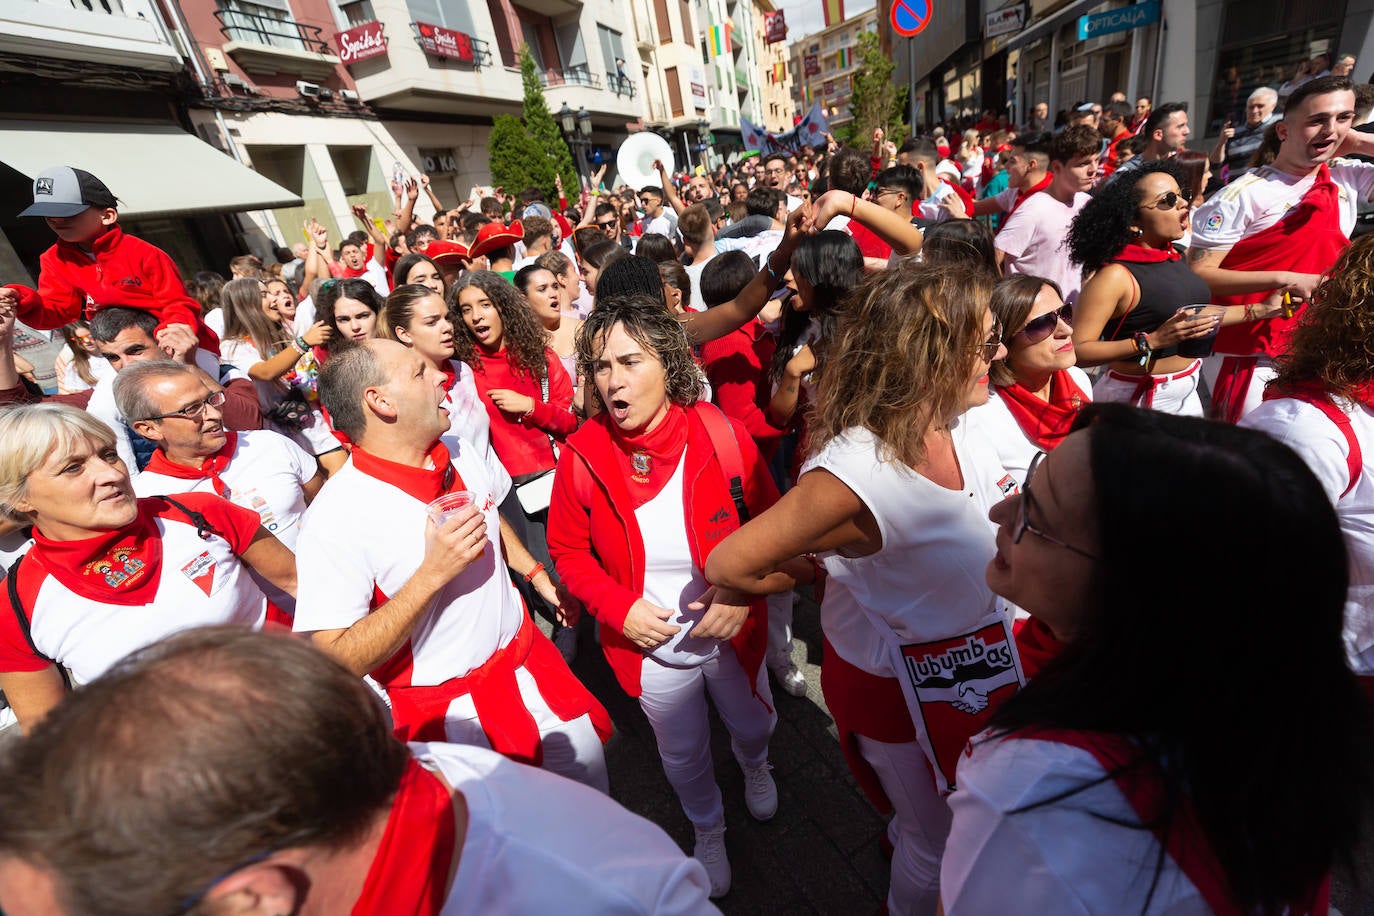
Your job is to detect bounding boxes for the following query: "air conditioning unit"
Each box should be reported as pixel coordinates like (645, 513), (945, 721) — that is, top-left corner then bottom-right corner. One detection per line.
(340, 88), (360, 103)
(295, 80), (322, 98)
(318, 87), (334, 100)
(223, 73), (250, 90)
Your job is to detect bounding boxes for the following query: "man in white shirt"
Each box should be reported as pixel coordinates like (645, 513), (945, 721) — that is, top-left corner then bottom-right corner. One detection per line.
(1190, 75), (1374, 421)
(995, 125), (1101, 302)
(294, 339), (611, 791)
(337, 236), (390, 297)
(637, 186), (677, 239)
(0, 628), (715, 916)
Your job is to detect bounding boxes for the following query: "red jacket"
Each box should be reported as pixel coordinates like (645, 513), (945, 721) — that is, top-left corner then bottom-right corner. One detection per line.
(5, 226), (215, 354)
(471, 346), (575, 478)
(700, 319), (787, 458)
(547, 405), (778, 697)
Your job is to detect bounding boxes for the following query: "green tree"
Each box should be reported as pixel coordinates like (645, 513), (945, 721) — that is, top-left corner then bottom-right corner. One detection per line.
(487, 113), (547, 200)
(837, 30), (908, 146)
(518, 45), (580, 200)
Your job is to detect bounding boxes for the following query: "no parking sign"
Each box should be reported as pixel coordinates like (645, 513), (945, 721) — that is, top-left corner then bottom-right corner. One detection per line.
(890, 0), (932, 37)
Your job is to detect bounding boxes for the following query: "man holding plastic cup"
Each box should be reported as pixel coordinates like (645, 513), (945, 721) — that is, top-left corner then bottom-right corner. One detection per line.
(294, 339), (612, 792)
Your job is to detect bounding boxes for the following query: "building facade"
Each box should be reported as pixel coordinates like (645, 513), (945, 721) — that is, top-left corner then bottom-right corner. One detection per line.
(787, 7), (878, 132)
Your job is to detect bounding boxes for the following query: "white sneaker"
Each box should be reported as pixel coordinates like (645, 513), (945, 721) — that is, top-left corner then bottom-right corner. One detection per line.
(770, 661), (807, 697)
(693, 824), (731, 898)
(742, 760), (778, 821)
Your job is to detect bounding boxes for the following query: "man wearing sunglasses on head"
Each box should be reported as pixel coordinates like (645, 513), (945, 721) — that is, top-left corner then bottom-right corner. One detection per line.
(1190, 75), (1374, 422)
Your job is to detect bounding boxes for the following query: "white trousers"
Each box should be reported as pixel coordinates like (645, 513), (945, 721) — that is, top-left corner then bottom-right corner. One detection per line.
(442, 665), (609, 794)
(1093, 361), (1204, 417)
(638, 645), (777, 828)
(1202, 352), (1278, 421)
(766, 590), (795, 668)
(855, 735), (951, 916)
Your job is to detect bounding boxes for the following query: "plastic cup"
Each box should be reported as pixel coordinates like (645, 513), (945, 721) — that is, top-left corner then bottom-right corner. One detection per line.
(1174, 304), (1225, 359)
(426, 490), (484, 556)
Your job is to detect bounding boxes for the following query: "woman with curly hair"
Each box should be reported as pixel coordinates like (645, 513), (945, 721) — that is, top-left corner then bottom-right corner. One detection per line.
(452, 270), (578, 655)
(707, 259), (1014, 916)
(547, 296), (786, 898)
(1243, 231), (1374, 695)
(1069, 160), (1280, 415)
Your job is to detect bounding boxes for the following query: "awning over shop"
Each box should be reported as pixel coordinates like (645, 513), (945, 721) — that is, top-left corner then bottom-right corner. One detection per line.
(0, 120), (301, 218)
(999, 0), (1102, 53)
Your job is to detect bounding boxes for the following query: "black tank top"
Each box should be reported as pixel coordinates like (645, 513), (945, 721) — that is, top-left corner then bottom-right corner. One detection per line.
(1105, 258), (1213, 360)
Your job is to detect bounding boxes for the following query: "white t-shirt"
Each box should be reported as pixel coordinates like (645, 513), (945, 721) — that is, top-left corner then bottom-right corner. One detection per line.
(634, 455), (719, 666)
(54, 344), (113, 395)
(942, 734), (1207, 914)
(356, 260), (391, 297)
(684, 258), (713, 313)
(964, 368), (1095, 484)
(715, 229), (784, 264)
(1190, 159), (1374, 250)
(996, 192), (1091, 303)
(0, 499), (267, 685)
(132, 430), (316, 552)
(802, 421), (1014, 677)
(442, 358), (492, 459)
(640, 214), (675, 239)
(293, 437), (519, 685)
(203, 307), (226, 339)
(917, 181), (961, 222)
(413, 741), (714, 915)
(1241, 397), (1374, 675)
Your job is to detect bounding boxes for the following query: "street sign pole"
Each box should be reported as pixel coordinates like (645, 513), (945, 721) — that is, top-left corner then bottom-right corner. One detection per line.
(890, 0), (931, 134)
(908, 36), (916, 134)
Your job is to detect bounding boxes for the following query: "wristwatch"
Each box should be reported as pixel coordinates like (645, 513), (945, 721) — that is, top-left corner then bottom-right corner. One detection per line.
(1133, 332), (1152, 367)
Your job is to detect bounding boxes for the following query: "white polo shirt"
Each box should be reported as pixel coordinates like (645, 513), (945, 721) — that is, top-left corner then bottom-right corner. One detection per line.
(293, 436), (519, 685)
(411, 741), (714, 915)
(0, 496), (267, 685)
(132, 430), (316, 551)
(1241, 397), (1374, 675)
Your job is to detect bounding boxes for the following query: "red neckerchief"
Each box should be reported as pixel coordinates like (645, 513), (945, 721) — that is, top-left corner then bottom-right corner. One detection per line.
(351, 758), (458, 916)
(350, 441), (466, 503)
(29, 503), (162, 605)
(1264, 379), (1374, 412)
(1114, 243), (1182, 263)
(1012, 616), (1064, 680)
(1008, 173), (1054, 217)
(996, 371), (1089, 452)
(609, 403), (688, 509)
(142, 432), (237, 498)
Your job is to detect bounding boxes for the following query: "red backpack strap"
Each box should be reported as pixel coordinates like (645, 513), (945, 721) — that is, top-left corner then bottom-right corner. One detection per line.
(1292, 393), (1362, 498)
(693, 402), (750, 524)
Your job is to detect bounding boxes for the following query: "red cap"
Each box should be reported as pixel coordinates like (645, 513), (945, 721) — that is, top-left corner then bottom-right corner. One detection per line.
(470, 220), (523, 259)
(426, 240), (471, 267)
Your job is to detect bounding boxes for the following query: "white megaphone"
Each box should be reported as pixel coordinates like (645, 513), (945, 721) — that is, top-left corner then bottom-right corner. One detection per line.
(616, 131), (675, 190)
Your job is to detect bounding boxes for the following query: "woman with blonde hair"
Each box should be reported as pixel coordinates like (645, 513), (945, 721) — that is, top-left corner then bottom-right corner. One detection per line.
(707, 259), (1015, 916)
(0, 404), (296, 730)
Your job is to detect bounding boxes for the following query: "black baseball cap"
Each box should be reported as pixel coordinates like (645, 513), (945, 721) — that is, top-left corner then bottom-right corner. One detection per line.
(20, 166), (118, 218)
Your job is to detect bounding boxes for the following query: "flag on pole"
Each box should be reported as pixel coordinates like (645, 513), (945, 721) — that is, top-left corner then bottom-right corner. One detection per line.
(741, 103), (831, 155)
(823, 0), (845, 27)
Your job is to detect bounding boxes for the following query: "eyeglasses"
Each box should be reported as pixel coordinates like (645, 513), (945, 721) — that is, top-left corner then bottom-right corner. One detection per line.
(1143, 190), (1189, 211)
(1013, 452), (1099, 559)
(874, 187), (907, 200)
(143, 389), (226, 422)
(1017, 304), (1074, 343)
(972, 325), (1004, 361)
(596, 220), (619, 230)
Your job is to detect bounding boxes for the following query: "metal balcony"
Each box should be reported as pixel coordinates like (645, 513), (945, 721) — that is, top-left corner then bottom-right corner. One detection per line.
(537, 62), (602, 88)
(214, 7), (328, 54)
(607, 71), (635, 97)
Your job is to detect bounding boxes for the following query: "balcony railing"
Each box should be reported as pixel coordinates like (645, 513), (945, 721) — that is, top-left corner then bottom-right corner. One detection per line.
(607, 71), (635, 97)
(70, 0), (124, 14)
(538, 62), (602, 89)
(214, 7), (329, 54)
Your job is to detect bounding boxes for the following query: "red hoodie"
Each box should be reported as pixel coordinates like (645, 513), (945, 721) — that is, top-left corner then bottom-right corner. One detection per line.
(547, 405), (777, 697)
(5, 226), (216, 354)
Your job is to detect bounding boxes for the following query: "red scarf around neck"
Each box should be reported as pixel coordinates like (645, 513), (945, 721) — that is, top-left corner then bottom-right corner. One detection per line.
(1013, 616), (1065, 680)
(351, 441), (467, 504)
(1114, 242), (1183, 263)
(996, 371), (1089, 452)
(30, 504), (162, 605)
(1265, 379), (1374, 412)
(351, 758), (458, 916)
(1008, 172), (1054, 217)
(608, 403), (689, 509)
(143, 432), (237, 498)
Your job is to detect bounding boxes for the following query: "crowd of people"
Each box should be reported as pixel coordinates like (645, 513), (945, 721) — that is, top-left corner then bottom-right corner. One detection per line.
(0, 70), (1372, 916)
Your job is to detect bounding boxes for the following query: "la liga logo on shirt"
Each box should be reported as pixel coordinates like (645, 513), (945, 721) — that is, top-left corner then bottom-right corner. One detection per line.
(1205, 213), (1223, 231)
(181, 551), (218, 597)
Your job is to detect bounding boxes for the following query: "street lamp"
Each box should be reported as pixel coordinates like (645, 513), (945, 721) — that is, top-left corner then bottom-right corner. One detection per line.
(558, 102), (594, 187)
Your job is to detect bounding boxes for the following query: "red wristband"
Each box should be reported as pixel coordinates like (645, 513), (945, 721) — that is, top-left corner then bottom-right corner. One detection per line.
(523, 562), (546, 582)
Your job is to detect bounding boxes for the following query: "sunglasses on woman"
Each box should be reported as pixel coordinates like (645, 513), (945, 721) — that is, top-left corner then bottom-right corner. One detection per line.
(1144, 190), (1189, 211)
(1016, 304), (1074, 343)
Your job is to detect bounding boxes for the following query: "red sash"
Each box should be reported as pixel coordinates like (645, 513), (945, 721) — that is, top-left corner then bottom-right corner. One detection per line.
(386, 611), (612, 765)
(819, 637), (916, 814)
(351, 758), (457, 916)
(1211, 165), (1349, 423)
(995, 372), (1089, 452)
(1022, 729), (1330, 916)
